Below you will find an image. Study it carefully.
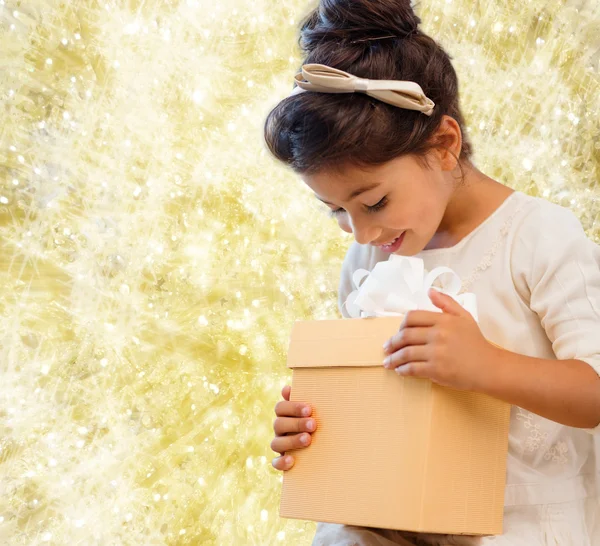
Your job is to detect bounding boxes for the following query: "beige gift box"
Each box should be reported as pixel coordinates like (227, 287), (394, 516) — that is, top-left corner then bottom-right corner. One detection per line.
(279, 315), (511, 536)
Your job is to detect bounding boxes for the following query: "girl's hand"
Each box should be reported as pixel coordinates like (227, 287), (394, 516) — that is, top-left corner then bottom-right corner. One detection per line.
(382, 288), (497, 391)
(271, 385), (317, 471)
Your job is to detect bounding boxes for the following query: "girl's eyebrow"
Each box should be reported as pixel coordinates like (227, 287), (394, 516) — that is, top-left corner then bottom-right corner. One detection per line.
(314, 182), (381, 205)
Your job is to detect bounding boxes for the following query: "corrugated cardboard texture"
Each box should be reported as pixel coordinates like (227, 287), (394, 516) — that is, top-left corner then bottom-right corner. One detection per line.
(280, 317), (510, 536)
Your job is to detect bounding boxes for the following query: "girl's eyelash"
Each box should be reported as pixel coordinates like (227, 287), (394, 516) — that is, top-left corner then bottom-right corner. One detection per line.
(328, 197), (388, 217)
(366, 196), (388, 213)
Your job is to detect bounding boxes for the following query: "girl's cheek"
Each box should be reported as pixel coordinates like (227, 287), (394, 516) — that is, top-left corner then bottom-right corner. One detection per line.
(338, 217), (352, 234)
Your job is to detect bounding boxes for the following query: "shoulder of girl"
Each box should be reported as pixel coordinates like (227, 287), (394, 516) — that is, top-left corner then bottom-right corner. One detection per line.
(517, 195), (584, 235)
(511, 195), (590, 256)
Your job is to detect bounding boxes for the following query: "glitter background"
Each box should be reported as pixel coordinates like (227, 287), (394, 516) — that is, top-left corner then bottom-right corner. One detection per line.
(0, 0), (599, 544)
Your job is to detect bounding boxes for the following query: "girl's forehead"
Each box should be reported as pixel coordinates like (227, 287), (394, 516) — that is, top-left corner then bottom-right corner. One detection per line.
(301, 169), (381, 194)
(302, 166), (400, 206)
(303, 155), (421, 187)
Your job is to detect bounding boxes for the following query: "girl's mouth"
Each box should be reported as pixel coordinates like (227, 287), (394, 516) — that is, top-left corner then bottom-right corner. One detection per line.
(378, 231), (405, 253)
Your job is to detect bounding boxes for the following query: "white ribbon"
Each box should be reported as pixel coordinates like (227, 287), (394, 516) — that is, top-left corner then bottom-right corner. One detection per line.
(344, 255), (478, 322)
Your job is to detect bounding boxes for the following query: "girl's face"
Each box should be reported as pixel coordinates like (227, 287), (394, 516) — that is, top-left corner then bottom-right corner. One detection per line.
(301, 151), (456, 256)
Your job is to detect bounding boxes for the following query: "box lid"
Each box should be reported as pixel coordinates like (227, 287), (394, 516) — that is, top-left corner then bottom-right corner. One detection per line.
(287, 316), (404, 369)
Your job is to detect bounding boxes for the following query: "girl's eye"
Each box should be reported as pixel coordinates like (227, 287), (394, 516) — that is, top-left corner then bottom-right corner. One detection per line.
(327, 197), (388, 217)
(365, 196), (388, 213)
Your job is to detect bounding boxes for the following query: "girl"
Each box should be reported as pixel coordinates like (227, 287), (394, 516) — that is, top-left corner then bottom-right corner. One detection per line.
(264, 1), (600, 544)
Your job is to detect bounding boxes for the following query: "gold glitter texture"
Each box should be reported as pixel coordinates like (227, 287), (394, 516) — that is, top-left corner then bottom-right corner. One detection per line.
(0, 0), (598, 544)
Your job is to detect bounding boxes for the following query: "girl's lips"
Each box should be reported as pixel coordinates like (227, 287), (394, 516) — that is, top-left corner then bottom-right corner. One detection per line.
(378, 231), (406, 253)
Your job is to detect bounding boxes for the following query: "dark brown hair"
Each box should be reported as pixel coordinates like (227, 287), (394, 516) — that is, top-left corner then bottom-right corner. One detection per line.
(263, 0), (473, 177)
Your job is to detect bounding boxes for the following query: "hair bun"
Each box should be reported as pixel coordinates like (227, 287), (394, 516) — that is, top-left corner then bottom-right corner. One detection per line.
(300, 0), (421, 50)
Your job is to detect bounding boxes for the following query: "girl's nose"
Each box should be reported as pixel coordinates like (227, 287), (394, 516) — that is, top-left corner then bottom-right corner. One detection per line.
(350, 217), (381, 246)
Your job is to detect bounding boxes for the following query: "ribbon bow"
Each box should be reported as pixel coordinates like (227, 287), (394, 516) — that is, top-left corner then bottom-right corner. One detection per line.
(290, 63), (435, 116)
(344, 255), (478, 321)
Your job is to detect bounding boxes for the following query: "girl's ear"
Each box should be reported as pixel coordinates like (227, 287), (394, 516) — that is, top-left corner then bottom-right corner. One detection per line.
(429, 115), (463, 172)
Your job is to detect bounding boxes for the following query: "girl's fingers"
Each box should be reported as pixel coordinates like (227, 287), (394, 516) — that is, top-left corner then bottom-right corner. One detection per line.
(270, 431), (312, 455)
(274, 400), (311, 418)
(272, 454), (294, 471)
(384, 344), (429, 369)
(395, 361), (429, 378)
(384, 326), (430, 355)
(273, 416), (316, 436)
(400, 310), (444, 328)
(271, 389), (313, 472)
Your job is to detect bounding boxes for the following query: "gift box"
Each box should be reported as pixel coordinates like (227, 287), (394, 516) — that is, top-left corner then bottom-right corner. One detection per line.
(279, 256), (511, 536)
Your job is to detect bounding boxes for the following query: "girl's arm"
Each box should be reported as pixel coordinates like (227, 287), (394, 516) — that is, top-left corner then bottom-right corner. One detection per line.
(479, 348), (600, 430)
(384, 199), (600, 433)
(387, 294), (600, 431)
(492, 199), (600, 431)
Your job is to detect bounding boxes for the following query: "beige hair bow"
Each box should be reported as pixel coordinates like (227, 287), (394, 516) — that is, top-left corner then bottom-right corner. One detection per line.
(290, 63), (435, 116)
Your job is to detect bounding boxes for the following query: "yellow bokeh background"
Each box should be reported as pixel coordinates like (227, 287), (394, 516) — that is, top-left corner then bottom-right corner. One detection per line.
(0, 0), (598, 544)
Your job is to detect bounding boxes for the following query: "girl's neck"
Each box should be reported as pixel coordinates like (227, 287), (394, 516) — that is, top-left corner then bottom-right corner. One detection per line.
(424, 163), (515, 251)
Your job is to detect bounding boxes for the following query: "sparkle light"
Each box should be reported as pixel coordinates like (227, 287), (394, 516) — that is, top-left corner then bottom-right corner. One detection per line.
(0, 0), (598, 544)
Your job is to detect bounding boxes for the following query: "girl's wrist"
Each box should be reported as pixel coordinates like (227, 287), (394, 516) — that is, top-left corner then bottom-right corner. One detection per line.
(472, 342), (512, 396)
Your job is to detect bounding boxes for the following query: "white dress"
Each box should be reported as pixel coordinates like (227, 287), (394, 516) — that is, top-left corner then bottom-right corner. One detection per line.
(312, 191), (600, 546)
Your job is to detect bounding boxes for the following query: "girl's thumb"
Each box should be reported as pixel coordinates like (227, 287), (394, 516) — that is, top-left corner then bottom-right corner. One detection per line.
(428, 288), (464, 316)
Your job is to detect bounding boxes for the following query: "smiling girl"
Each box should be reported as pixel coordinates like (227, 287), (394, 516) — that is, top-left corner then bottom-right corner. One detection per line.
(264, 1), (600, 544)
